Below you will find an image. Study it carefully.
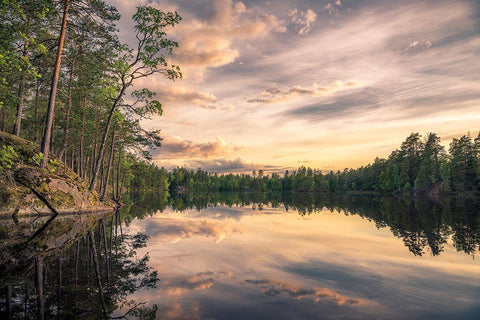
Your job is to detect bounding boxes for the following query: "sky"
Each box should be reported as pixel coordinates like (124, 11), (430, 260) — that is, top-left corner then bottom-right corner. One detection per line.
(106, 0), (480, 173)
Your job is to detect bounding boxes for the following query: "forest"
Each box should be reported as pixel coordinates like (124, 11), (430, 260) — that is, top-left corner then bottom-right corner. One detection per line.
(159, 132), (480, 195)
(1, 1), (479, 200)
(0, 0), (181, 202)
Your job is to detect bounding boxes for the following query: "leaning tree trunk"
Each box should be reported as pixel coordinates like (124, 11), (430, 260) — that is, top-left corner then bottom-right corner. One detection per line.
(41, 0), (70, 168)
(89, 83), (127, 191)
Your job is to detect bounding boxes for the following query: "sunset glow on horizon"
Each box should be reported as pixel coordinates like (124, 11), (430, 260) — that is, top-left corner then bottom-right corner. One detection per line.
(108, 0), (480, 173)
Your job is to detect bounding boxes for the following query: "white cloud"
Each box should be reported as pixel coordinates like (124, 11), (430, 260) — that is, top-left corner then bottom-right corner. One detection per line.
(289, 8), (318, 34)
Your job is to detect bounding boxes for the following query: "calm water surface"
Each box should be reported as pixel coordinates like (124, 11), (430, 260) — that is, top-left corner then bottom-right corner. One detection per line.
(1, 194), (480, 319)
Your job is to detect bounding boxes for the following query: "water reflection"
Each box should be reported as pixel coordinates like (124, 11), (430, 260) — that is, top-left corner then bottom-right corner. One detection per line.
(125, 192), (480, 257)
(0, 210), (158, 319)
(120, 193), (480, 320)
(1, 193), (479, 319)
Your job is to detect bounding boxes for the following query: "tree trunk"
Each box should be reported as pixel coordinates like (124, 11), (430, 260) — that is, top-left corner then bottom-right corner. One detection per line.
(111, 148), (116, 200)
(101, 220), (110, 287)
(35, 257), (45, 320)
(90, 108), (100, 181)
(115, 146), (123, 200)
(118, 169), (127, 203)
(101, 128), (115, 199)
(34, 80), (40, 143)
(13, 36), (30, 136)
(89, 83), (127, 191)
(41, 0), (70, 168)
(57, 255), (62, 316)
(58, 54), (76, 163)
(0, 107), (7, 131)
(79, 97), (86, 179)
(88, 230), (108, 319)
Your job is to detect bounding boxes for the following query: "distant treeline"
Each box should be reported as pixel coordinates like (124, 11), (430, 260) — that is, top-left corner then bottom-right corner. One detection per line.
(129, 131), (480, 195)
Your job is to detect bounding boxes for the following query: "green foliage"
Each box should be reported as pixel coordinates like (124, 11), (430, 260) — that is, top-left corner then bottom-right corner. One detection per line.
(0, 144), (18, 172)
(30, 152), (43, 166)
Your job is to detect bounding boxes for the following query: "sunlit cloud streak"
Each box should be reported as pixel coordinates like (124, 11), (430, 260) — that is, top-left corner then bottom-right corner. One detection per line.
(245, 278), (366, 306)
(160, 271), (233, 296)
(153, 136), (243, 159)
(247, 80), (357, 104)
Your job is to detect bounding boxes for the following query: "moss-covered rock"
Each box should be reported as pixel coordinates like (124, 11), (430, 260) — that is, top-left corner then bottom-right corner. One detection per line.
(0, 131), (114, 215)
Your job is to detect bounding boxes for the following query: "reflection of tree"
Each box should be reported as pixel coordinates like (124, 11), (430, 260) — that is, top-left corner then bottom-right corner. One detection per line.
(142, 192), (480, 257)
(0, 210), (159, 319)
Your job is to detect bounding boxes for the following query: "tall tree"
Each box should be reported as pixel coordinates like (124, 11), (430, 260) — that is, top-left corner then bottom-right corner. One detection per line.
(41, 0), (70, 168)
(89, 6), (182, 191)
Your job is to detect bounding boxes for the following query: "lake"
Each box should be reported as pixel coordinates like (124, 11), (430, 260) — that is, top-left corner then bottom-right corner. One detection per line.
(1, 193), (480, 319)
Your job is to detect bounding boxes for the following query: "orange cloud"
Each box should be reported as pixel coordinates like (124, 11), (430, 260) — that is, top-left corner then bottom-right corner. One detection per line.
(245, 278), (367, 306)
(289, 8), (318, 34)
(172, 0), (285, 78)
(156, 136), (244, 159)
(159, 271), (234, 296)
(157, 85), (218, 109)
(145, 217), (245, 243)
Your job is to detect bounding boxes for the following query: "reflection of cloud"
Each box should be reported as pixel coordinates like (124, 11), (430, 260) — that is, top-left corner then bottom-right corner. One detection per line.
(162, 272), (215, 295)
(245, 279), (365, 306)
(145, 217), (245, 243)
(155, 301), (203, 320)
(156, 136), (243, 159)
(247, 81), (357, 104)
(289, 8), (317, 34)
(160, 271), (234, 296)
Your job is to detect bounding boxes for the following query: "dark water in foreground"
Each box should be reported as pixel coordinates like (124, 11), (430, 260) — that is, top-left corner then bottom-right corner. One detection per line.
(1, 193), (480, 319)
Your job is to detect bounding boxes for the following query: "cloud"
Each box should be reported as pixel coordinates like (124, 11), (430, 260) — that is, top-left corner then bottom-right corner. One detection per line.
(247, 81), (357, 104)
(404, 39), (433, 51)
(171, 0), (286, 78)
(280, 87), (381, 121)
(158, 86), (218, 108)
(245, 278), (366, 306)
(143, 217), (245, 243)
(155, 136), (243, 159)
(289, 8), (318, 34)
(182, 157), (258, 173)
(179, 157), (289, 174)
(320, 1), (342, 15)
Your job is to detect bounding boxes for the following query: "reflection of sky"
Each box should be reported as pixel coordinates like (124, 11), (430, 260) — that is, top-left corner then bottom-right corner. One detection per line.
(123, 206), (480, 320)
